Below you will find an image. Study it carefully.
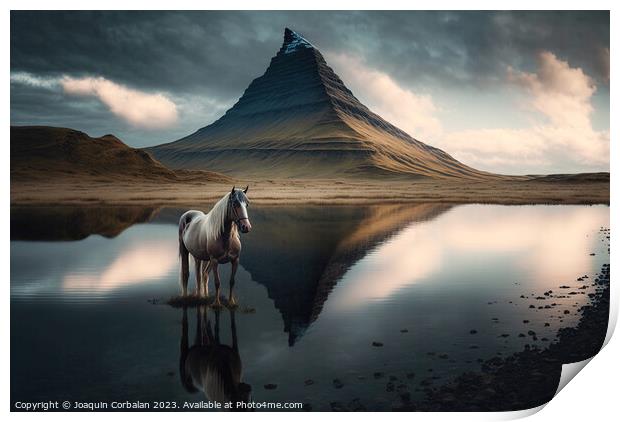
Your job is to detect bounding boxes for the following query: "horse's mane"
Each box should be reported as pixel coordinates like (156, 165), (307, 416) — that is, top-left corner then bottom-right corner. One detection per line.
(204, 192), (231, 244)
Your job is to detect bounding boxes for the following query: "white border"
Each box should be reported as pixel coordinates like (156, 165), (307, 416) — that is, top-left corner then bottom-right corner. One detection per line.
(3, 1), (616, 421)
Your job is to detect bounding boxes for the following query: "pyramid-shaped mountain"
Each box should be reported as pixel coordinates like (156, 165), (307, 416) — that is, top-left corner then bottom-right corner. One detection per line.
(149, 28), (496, 179)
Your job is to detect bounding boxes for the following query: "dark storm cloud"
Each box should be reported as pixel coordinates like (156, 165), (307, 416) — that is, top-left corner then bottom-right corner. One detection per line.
(10, 10), (609, 146)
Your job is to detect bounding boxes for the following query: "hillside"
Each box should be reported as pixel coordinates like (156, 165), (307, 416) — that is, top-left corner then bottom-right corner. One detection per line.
(11, 126), (229, 183)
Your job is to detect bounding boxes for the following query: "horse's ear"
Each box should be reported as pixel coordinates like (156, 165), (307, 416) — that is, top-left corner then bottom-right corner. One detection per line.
(231, 186), (236, 194)
(244, 185), (249, 194)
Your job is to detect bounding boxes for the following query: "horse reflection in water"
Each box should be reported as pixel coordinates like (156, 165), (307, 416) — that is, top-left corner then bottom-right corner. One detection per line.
(180, 306), (251, 408)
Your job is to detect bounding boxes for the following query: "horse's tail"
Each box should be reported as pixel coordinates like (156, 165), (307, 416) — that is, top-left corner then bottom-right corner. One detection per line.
(179, 213), (192, 296)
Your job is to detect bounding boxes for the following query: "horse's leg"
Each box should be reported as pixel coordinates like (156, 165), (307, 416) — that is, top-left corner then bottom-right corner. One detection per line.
(228, 257), (239, 306)
(179, 239), (190, 297)
(211, 259), (222, 307)
(194, 258), (202, 296)
(201, 260), (211, 298)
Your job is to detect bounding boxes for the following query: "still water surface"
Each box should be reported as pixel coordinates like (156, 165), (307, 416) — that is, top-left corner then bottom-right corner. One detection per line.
(10, 204), (609, 410)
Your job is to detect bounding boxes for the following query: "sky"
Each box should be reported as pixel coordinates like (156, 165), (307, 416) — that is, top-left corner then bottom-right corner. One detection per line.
(10, 11), (609, 175)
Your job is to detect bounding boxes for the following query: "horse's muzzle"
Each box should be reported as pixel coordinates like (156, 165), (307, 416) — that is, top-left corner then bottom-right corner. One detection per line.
(239, 219), (252, 233)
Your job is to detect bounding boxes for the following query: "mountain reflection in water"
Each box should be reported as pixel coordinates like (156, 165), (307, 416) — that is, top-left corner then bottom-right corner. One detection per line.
(149, 204), (452, 345)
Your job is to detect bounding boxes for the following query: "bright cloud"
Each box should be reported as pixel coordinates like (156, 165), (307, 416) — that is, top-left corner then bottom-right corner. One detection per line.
(332, 51), (608, 174)
(508, 51), (596, 128)
(327, 52), (442, 141)
(440, 52), (609, 173)
(61, 76), (178, 129)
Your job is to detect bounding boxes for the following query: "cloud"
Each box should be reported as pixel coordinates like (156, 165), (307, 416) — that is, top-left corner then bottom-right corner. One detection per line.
(10, 71), (58, 89)
(508, 51), (596, 128)
(597, 47), (610, 83)
(436, 51), (609, 173)
(325, 50), (608, 174)
(61, 76), (178, 129)
(326, 52), (442, 140)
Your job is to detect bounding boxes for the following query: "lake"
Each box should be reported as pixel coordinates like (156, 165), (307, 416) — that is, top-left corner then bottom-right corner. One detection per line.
(10, 203), (610, 411)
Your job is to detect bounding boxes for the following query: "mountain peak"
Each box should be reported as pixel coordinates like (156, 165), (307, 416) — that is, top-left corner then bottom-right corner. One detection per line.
(281, 27), (314, 54)
(150, 28), (496, 180)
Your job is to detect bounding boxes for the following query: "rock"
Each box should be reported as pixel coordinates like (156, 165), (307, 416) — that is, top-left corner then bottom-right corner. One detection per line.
(373, 372), (384, 379)
(400, 329), (409, 333)
(264, 383), (277, 390)
(523, 320), (530, 323)
(372, 341), (384, 347)
(544, 323), (550, 327)
(470, 329), (478, 334)
(564, 310), (570, 314)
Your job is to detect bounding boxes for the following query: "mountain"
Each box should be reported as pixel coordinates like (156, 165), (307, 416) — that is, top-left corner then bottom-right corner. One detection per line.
(11, 126), (229, 182)
(148, 28), (500, 180)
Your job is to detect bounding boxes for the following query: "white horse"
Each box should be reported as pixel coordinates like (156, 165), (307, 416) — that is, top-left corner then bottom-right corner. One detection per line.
(178, 187), (252, 306)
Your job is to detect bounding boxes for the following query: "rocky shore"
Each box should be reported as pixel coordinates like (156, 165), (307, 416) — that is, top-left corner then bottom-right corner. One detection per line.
(411, 263), (610, 411)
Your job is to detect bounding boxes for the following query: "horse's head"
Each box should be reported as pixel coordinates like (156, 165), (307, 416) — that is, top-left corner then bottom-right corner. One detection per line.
(229, 186), (252, 233)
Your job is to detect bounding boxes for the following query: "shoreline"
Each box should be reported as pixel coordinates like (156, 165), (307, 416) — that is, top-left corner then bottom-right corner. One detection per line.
(415, 261), (611, 411)
(10, 179), (610, 206)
